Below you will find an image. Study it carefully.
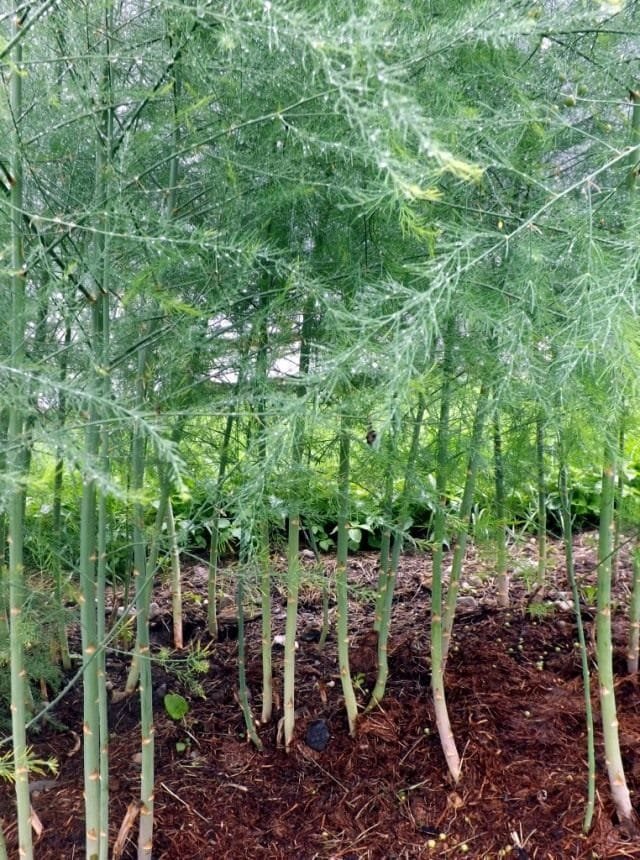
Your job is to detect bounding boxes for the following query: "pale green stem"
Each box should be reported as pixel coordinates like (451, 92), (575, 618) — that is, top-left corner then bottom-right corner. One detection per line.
(0, 821), (7, 860)
(208, 410), (235, 638)
(7, 12), (33, 858)
(259, 520), (272, 724)
(52, 324), (72, 670)
(283, 513), (300, 749)
(628, 550), (640, 675)
(431, 325), (461, 783)
(236, 563), (263, 750)
(79, 404), (100, 860)
(597, 442), (635, 825)
(336, 420), (358, 736)
(166, 498), (183, 649)
(536, 414), (546, 587)
(558, 440), (595, 834)
(368, 396), (425, 710)
(612, 416), (625, 586)
(443, 383), (489, 663)
(373, 457), (394, 634)
(130, 348), (154, 860)
(493, 413), (509, 607)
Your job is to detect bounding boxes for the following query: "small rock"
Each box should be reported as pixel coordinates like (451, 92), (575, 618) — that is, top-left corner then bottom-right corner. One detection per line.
(219, 594), (234, 610)
(479, 597), (498, 609)
(299, 624), (322, 643)
(116, 606), (136, 618)
(273, 635), (298, 650)
(555, 599), (573, 611)
(456, 596), (478, 613)
(305, 719), (330, 752)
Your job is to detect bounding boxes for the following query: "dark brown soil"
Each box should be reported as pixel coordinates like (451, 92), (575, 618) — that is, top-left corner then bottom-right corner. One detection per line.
(2, 534), (640, 859)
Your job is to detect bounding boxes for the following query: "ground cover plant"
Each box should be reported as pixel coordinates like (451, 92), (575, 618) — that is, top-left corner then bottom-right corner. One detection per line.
(3, 0), (640, 857)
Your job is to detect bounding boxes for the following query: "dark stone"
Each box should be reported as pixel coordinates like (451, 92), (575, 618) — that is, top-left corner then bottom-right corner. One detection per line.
(305, 718), (330, 752)
(299, 625), (322, 643)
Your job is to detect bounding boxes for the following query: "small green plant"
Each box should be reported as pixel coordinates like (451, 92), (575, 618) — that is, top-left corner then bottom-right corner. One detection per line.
(527, 601), (555, 619)
(310, 523), (334, 551)
(0, 747), (58, 783)
(514, 561), (538, 592)
(0, 589), (64, 730)
(163, 693), (189, 721)
(352, 672), (369, 696)
(156, 642), (211, 698)
(182, 590), (203, 606)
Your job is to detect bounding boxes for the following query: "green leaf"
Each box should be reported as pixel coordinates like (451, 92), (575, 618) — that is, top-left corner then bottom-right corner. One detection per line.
(164, 693), (189, 721)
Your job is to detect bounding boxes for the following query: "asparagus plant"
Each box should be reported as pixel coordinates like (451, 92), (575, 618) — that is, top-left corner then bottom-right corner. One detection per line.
(236, 556), (263, 750)
(51, 323), (72, 670)
(166, 498), (183, 649)
(430, 323), (461, 783)
(208, 410), (235, 638)
(336, 418), (358, 736)
(129, 345), (155, 860)
(368, 395), (425, 709)
(442, 383), (489, 662)
(373, 444), (395, 635)
(536, 413), (547, 587)
(628, 550), (640, 675)
(596, 441), (636, 828)
(7, 10), (33, 857)
(493, 411), (509, 608)
(558, 433), (595, 833)
(282, 508), (301, 749)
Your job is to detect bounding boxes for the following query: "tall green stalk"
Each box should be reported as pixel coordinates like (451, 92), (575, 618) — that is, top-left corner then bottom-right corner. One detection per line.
(628, 550), (640, 675)
(126, 429), (180, 693)
(94, 12), (115, 852)
(282, 509), (301, 749)
(78, 315), (102, 860)
(597, 441), (636, 826)
(282, 305), (314, 742)
(558, 435), (595, 833)
(336, 418), (358, 736)
(236, 555), (263, 750)
(442, 382), (489, 662)
(258, 517), (272, 725)
(373, 445), (394, 634)
(130, 346), (154, 860)
(430, 326), (461, 783)
(52, 324), (72, 670)
(612, 416), (625, 585)
(208, 410), (235, 638)
(536, 413), (547, 587)
(0, 410), (8, 573)
(7, 10), (32, 857)
(125, 472), (168, 694)
(493, 412), (509, 608)
(166, 498), (183, 649)
(163, 22), (184, 656)
(368, 396), (425, 709)
(255, 319), (273, 726)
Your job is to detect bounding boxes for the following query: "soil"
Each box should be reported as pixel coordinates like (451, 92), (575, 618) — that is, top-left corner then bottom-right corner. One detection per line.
(2, 534), (640, 859)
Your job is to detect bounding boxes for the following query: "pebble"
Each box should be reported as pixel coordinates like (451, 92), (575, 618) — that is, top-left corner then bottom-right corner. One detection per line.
(456, 596), (478, 613)
(305, 719), (330, 752)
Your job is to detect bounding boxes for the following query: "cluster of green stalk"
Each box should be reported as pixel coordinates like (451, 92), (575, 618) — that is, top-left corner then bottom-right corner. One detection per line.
(5, 3), (640, 857)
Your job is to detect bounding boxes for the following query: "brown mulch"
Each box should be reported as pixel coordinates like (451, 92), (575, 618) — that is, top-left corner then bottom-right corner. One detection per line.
(2, 533), (640, 859)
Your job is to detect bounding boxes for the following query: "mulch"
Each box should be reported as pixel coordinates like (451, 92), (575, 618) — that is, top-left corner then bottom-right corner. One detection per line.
(1, 533), (640, 859)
